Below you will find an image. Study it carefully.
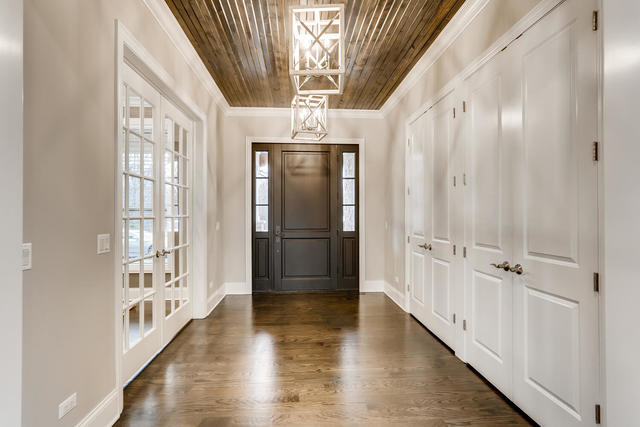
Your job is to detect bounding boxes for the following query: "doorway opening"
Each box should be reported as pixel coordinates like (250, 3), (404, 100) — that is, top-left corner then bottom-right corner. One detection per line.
(251, 143), (359, 292)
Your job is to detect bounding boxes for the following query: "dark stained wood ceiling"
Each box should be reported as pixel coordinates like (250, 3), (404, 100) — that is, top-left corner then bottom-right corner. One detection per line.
(165, 0), (466, 109)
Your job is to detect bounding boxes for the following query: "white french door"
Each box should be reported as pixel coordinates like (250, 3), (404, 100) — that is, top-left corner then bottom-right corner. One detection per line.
(509, 1), (599, 425)
(120, 63), (193, 383)
(408, 90), (460, 351)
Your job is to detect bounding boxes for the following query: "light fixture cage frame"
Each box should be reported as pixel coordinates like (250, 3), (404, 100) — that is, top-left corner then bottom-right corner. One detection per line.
(291, 94), (329, 141)
(289, 4), (345, 95)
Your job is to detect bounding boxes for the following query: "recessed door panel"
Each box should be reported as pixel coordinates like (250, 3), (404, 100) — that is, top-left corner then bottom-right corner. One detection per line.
(433, 109), (450, 242)
(283, 152), (330, 231)
(283, 239), (330, 277)
(523, 26), (578, 265)
(524, 287), (581, 416)
(431, 258), (451, 324)
(412, 252), (425, 305)
(471, 270), (504, 362)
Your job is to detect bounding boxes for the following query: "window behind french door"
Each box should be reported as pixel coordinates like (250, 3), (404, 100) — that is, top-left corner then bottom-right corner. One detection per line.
(120, 63), (193, 383)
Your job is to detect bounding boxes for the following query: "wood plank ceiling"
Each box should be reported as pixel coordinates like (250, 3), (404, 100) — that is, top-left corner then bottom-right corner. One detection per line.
(165, 0), (466, 109)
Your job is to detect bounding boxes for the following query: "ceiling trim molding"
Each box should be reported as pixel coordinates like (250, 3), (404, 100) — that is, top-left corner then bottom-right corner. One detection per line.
(379, 0), (491, 116)
(141, 0), (230, 113)
(226, 107), (384, 120)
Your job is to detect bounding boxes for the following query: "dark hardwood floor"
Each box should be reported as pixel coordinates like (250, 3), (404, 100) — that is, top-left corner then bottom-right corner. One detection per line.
(115, 292), (533, 426)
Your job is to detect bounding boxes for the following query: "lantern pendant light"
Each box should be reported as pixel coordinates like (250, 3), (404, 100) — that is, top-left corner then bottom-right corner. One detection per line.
(291, 94), (328, 141)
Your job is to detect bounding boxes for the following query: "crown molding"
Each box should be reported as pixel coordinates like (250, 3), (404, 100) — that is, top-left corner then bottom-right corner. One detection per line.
(141, 0), (230, 113)
(379, 0), (491, 116)
(226, 106), (384, 120)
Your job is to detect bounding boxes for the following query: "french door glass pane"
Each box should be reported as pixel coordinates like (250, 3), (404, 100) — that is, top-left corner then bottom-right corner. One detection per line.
(143, 142), (154, 177)
(128, 220), (141, 259)
(128, 133), (141, 174)
(128, 92), (141, 135)
(143, 299), (153, 336)
(143, 101), (153, 138)
(128, 305), (141, 347)
(143, 180), (153, 214)
(128, 176), (140, 216)
(143, 219), (154, 258)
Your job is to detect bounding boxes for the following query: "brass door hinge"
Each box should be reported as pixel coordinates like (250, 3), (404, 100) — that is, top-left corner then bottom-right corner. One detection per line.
(595, 404), (601, 424)
(592, 10), (599, 31)
(594, 272), (600, 293)
(462, 101), (466, 112)
(453, 107), (456, 118)
(593, 141), (599, 161)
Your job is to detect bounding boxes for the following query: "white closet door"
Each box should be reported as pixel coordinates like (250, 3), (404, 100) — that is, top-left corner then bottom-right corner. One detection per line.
(408, 110), (431, 326)
(510, 1), (599, 425)
(425, 93), (458, 349)
(463, 52), (514, 395)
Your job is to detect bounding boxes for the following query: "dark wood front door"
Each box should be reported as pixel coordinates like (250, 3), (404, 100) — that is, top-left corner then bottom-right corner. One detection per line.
(252, 143), (359, 292)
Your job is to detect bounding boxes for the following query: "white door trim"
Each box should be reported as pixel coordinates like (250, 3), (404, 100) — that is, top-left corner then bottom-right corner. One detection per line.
(245, 136), (366, 293)
(114, 20), (209, 412)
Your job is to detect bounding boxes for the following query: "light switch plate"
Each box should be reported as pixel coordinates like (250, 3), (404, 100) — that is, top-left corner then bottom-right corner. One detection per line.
(58, 392), (76, 419)
(97, 234), (111, 254)
(21, 243), (32, 271)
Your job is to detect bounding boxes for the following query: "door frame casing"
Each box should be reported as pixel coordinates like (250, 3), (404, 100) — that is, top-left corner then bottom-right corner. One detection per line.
(245, 136), (365, 293)
(114, 20), (209, 412)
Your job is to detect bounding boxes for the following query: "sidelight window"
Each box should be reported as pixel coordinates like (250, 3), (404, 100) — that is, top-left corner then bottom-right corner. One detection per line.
(342, 152), (356, 232)
(255, 151), (269, 232)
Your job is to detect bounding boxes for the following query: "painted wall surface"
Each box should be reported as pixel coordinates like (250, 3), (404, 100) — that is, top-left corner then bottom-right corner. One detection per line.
(0, 0), (23, 426)
(22, 0), (221, 425)
(220, 114), (388, 286)
(383, 0), (540, 294)
(602, 1), (640, 425)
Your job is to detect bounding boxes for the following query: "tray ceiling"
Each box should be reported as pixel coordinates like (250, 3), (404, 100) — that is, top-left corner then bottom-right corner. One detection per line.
(165, 0), (466, 109)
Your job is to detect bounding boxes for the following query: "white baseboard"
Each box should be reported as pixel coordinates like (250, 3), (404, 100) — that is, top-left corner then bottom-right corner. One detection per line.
(361, 280), (385, 292)
(76, 388), (119, 427)
(384, 281), (408, 312)
(205, 285), (226, 317)
(225, 282), (251, 295)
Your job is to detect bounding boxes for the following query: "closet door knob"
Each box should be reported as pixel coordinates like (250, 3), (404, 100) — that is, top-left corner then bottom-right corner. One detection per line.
(509, 264), (524, 275)
(418, 243), (432, 251)
(491, 261), (511, 271)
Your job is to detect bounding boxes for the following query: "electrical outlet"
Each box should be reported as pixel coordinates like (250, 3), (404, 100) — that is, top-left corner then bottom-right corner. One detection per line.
(58, 393), (76, 419)
(97, 234), (111, 254)
(21, 243), (32, 271)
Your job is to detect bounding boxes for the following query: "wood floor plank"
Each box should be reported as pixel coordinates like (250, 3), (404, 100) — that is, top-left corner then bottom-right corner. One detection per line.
(115, 292), (534, 426)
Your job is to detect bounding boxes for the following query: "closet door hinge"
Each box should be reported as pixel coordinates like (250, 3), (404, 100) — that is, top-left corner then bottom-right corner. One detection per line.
(592, 10), (599, 31)
(463, 319), (467, 331)
(593, 272), (600, 293)
(463, 247), (467, 258)
(595, 404), (601, 424)
(453, 245), (456, 256)
(453, 176), (457, 187)
(593, 141), (599, 161)
(453, 313), (456, 324)
(408, 235), (410, 244)
(453, 107), (456, 118)
(462, 101), (466, 112)
(408, 186), (411, 195)
(463, 173), (467, 186)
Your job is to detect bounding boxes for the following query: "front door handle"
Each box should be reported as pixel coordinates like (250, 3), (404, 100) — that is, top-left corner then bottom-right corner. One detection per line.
(275, 225), (281, 236)
(491, 261), (511, 271)
(418, 243), (432, 251)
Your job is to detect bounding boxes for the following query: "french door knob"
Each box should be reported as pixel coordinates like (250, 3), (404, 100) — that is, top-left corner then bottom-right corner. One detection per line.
(418, 243), (432, 251)
(491, 261), (511, 271)
(509, 264), (524, 275)
(155, 249), (171, 258)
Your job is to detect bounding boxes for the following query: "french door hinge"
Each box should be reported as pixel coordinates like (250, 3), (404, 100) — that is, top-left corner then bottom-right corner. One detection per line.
(453, 107), (456, 118)
(463, 173), (467, 186)
(463, 246), (467, 258)
(462, 101), (466, 113)
(593, 141), (599, 161)
(453, 176), (457, 187)
(408, 235), (410, 244)
(594, 272), (600, 293)
(592, 10), (599, 31)
(453, 313), (456, 324)
(463, 319), (467, 331)
(595, 404), (601, 424)
(453, 244), (456, 256)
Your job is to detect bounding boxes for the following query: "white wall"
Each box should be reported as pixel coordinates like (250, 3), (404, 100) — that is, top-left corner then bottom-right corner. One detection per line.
(382, 0), (541, 295)
(220, 112), (388, 287)
(22, 0), (221, 425)
(602, 2), (640, 425)
(0, 1), (23, 426)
